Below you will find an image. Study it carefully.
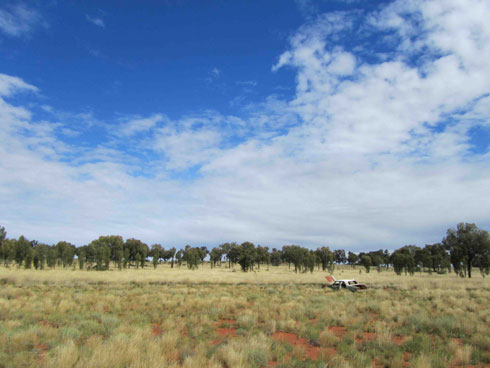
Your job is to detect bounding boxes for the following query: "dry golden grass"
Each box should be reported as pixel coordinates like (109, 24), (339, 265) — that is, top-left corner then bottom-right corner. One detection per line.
(0, 264), (488, 368)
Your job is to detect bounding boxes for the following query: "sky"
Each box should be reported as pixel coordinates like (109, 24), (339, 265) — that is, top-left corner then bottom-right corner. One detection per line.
(0, 0), (489, 251)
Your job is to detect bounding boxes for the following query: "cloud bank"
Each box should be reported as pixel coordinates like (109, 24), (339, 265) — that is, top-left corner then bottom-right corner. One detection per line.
(1, 0), (489, 250)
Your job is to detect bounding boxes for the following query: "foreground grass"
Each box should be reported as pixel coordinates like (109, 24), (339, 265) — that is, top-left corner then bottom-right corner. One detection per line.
(0, 265), (489, 367)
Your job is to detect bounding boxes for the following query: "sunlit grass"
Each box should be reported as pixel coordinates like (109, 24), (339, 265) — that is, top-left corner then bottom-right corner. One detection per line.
(0, 264), (488, 367)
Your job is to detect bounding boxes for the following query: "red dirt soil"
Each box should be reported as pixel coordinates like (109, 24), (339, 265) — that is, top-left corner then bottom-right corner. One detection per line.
(328, 326), (347, 337)
(391, 336), (405, 346)
(271, 331), (336, 360)
(216, 327), (237, 338)
(354, 331), (377, 344)
(363, 332), (377, 341)
(451, 338), (463, 346)
(211, 319), (238, 345)
(34, 343), (49, 363)
(151, 323), (163, 336)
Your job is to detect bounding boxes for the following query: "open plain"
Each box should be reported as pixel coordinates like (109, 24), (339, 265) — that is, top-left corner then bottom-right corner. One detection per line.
(0, 265), (488, 368)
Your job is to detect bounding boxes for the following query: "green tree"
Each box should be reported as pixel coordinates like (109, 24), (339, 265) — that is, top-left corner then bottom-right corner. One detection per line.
(360, 254), (372, 273)
(347, 251), (359, 267)
(24, 241), (35, 269)
(227, 242), (240, 269)
(198, 246), (208, 265)
(183, 245), (201, 269)
(167, 247), (176, 268)
(304, 250), (317, 273)
(209, 247), (224, 268)
(47, 246), (58, 269)
(414, 246), (431, 272)
(255, 245), (270, 269)
(390, 246), (417, 275)
(316, 247), (334, 272)
(123, 248), (130, 269)
(150, 244), (163, 268)
(96, 235), (124, 267)
(14, 236), (31, 268)
(56, 241), (76, 268)
(0, 226), (6, 265)
(135, 253), (142, 269)
(270, 248), (282, 266)
(442, 223), (490, 278)
(76, 246), (86, 270)
(1, 238), (15, 267)
(175, 249), (184, 267)
(124, 238), (149, 268)
(333, 249), (346, 264)
(238, 242), (256, 272)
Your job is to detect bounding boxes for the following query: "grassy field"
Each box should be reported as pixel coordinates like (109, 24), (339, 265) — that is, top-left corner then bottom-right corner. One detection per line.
(0, 265), (489, 368)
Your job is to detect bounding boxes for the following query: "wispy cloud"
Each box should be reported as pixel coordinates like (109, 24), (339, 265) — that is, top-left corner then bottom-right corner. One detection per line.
(86, 14), (105, 28)
(294, 0), (318, 19)
(0, 73), (38, 96)
(0, 4), (44, 37)
(236, 80), (257, 87)
(115, 114), (164, 137)
(204, 67), (221, 84)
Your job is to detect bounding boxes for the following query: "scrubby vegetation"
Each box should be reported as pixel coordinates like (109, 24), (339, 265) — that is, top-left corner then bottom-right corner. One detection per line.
(0, 223), (489, 277)
(0, 222), (489, 367)
(0, 266), (488, 368)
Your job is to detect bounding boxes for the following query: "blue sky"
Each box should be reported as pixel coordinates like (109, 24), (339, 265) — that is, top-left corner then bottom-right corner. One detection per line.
(1, 0), (489, 250)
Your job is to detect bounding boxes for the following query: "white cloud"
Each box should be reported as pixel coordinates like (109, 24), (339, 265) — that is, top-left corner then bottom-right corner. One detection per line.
(116, 114), (164, 137)
(294, 0), (318, 19)
(0, 73), (37, 96)
(327, 51), (356, 75)
(1, 0), (490, 250)
(0, 4), (44, 37)
(86, 14), (105, 28)
(236, 80), (257, 87)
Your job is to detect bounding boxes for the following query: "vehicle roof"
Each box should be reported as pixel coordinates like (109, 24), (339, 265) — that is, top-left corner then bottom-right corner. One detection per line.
(335, 279), (357, 282)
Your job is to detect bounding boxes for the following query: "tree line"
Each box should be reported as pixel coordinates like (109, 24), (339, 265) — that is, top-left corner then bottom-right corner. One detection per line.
(0, 222), (488, 277)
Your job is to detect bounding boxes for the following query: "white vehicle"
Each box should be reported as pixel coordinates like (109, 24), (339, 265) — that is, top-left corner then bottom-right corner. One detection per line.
(325, 276), (367, 291)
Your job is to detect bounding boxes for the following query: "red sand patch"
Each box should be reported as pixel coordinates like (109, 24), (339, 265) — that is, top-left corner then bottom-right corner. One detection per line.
(217, 327), (237, 338)
(151, 323), (163, 336)
(356, 331), (377, 344)
(35, 344), (49, 363)
(211, 319), (238, 345)
(451, 338), (463, 346)
(391, 336), (405, 346)
(38, 320), (58, 328)
(271, 331), (336, 361)
(363, 332), (377, 341)
(328, 326), (347, 338)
